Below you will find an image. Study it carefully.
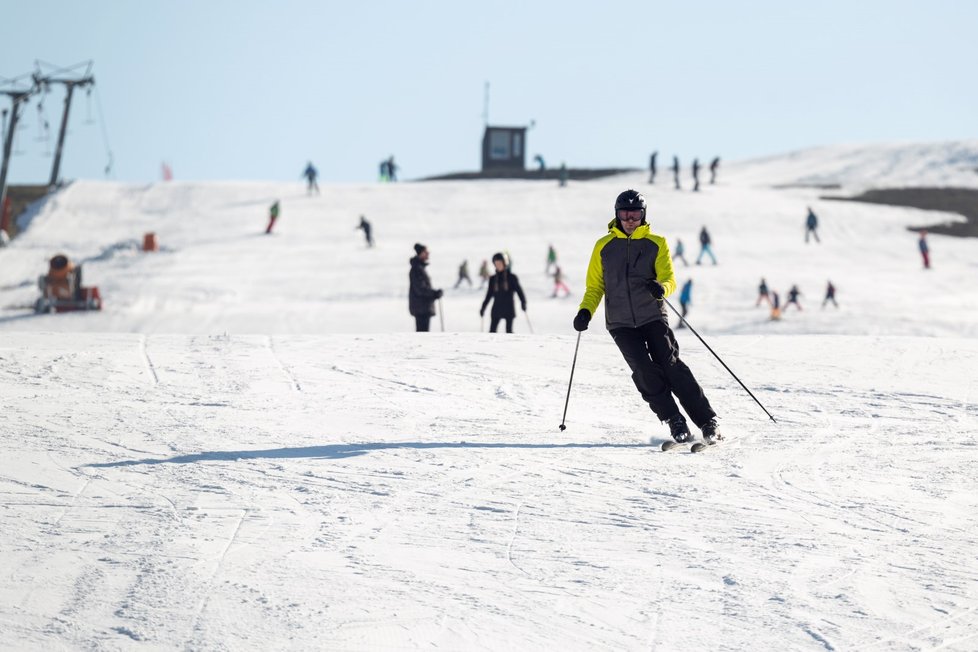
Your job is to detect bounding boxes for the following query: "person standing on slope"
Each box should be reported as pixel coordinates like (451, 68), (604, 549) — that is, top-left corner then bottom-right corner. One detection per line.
(696, 226), (717, 265)
(265, 200), (280, 234)
(756, 277), (771, 307)
(303, 162), (320, 195)
(357, 215), (374, 247)
(805, 207), (820, 243)
(546, 243), (558, 275)
(822, 280), (838, 308)
(676, 278), (693, 329)
(918, 230), (931, 269)
(409, 243), (443, 332)
(572, 189), (721, 444)
(478, 259), (491, 288)
(551, 264), (571, 298)
(480, 252), (527, 333)
(672, 237), (688, 266)
(784, 284), (803, 311)
(454, 259), (472, 288)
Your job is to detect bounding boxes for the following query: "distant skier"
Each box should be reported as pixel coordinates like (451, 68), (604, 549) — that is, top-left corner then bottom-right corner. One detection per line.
(357, 215), (373, 247)
(672, 156), (681, 190)
(709, 157), (720, 184)
(303, 162), (320, 195)
(265, 200), (280, 234)
(387, 156), (398, 182)
(692, 158), (701, 192)
(546, 244), (558, 275)
(408, 243), (443, 332)
(696, 226), (717, 265)
(478, 259), (490, 288)
(822, 280), (838, 308)
(559, 162), (569, 187)
(379, 159), (389, 182)
(454, 259), (472, 288)
(572, 188), (721, 445)
(533, 155), (546, 171)
(480, 252), (527, 333)
(918, 230), (930, 269)
(756, 277), (771, 307)
(551, 264), (570, 298)
(672, 238), (688, 266)
(805, 207), (820, 243)
(649, 151), (658, 184)
(770, 291), (782, 320)
(784, 284), (803, 311)
(676, 278), (693, 329)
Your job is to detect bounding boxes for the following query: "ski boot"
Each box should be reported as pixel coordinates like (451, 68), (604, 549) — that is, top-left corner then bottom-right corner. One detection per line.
(700, 418), (723, 444)
(667, 414), (692, 443)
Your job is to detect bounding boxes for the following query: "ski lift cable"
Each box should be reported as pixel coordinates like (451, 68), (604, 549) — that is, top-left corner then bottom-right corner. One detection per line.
(93, 83), (114, 176)
(34, 59), (93, 79)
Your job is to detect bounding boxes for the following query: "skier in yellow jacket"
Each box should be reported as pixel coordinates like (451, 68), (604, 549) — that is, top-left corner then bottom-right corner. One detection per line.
(573, 189), (721, 444)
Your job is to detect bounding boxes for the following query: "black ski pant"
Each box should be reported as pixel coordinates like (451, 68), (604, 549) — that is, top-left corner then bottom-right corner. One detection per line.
(489, 316), (514, 333)
(610, 320), (716, 427)
(415, 315), (432, 332)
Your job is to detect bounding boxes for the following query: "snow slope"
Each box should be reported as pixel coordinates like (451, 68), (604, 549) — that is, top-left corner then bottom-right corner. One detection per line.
(728, 140), (978, 191)
(1, 143), (977, 650)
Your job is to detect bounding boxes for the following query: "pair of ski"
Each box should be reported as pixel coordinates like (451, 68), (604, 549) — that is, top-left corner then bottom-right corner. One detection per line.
(660, 439), (719, 453)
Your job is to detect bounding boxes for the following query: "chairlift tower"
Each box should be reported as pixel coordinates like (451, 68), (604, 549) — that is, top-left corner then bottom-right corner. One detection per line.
(37, 73), (94, 187)
(0, 86), (35, 228)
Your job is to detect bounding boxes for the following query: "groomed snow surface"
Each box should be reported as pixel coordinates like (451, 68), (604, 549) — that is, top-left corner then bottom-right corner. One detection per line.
(2, 143), (977, 650)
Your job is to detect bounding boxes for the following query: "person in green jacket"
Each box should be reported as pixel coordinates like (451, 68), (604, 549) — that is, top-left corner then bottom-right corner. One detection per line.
(572, 189), (720, 444)
(265, 200), (280, 234)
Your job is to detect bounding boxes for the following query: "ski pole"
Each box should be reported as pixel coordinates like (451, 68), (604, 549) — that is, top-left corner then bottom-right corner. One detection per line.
(558, 331), (582, 431)
(523, 310), (534, 334)
(663, 298), (777, 423)
(438, 298), (445, 332)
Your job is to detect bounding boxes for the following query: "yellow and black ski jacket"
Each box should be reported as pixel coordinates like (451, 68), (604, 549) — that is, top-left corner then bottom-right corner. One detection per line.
(579, 219), (676, 330)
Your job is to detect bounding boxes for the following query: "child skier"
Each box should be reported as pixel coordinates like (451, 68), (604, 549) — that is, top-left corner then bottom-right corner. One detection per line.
(480, 253), (527, 333)
(551, 265), (570, 298)
(265, 200), (280, 234)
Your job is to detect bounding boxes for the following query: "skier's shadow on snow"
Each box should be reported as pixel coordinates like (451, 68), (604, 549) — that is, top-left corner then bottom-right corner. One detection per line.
(86, 441), (650, 468)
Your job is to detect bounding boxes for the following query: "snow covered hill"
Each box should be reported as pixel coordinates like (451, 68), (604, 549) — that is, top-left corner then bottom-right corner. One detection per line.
(1, 143), (977, 650)
(728, 140), (978, 191)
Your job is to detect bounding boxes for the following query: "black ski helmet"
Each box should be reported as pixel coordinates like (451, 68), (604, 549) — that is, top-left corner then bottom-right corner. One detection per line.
(614, 189), (647, 223)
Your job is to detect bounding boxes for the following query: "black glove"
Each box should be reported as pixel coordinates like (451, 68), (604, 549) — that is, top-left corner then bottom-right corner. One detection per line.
(647, 279), (665, 299)
(434, 289), (443, 299)
(573, 308), (591, 332)
(521, 302), (527, 312)
(480, 307), (485, 317)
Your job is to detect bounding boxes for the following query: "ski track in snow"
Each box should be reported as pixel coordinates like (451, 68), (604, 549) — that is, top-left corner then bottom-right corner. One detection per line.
(0, 154), (977, 649)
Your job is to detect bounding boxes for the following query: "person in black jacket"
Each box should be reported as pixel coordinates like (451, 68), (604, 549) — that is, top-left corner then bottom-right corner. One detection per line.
(409, 243), (443, 332)
(573, 189), (720, 444)
(480, 252), (527, 333)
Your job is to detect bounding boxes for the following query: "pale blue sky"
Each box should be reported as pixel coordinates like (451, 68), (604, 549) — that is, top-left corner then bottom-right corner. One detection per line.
(2, 0), (976, 183)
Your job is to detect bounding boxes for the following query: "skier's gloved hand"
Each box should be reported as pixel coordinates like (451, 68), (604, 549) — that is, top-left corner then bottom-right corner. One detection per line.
(647, 279), (665, 299)
(479, 307), (486, 317)
(521, 302), (527, 312)
(573, 308), (591, 332)
(434, 289), (444, 299)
